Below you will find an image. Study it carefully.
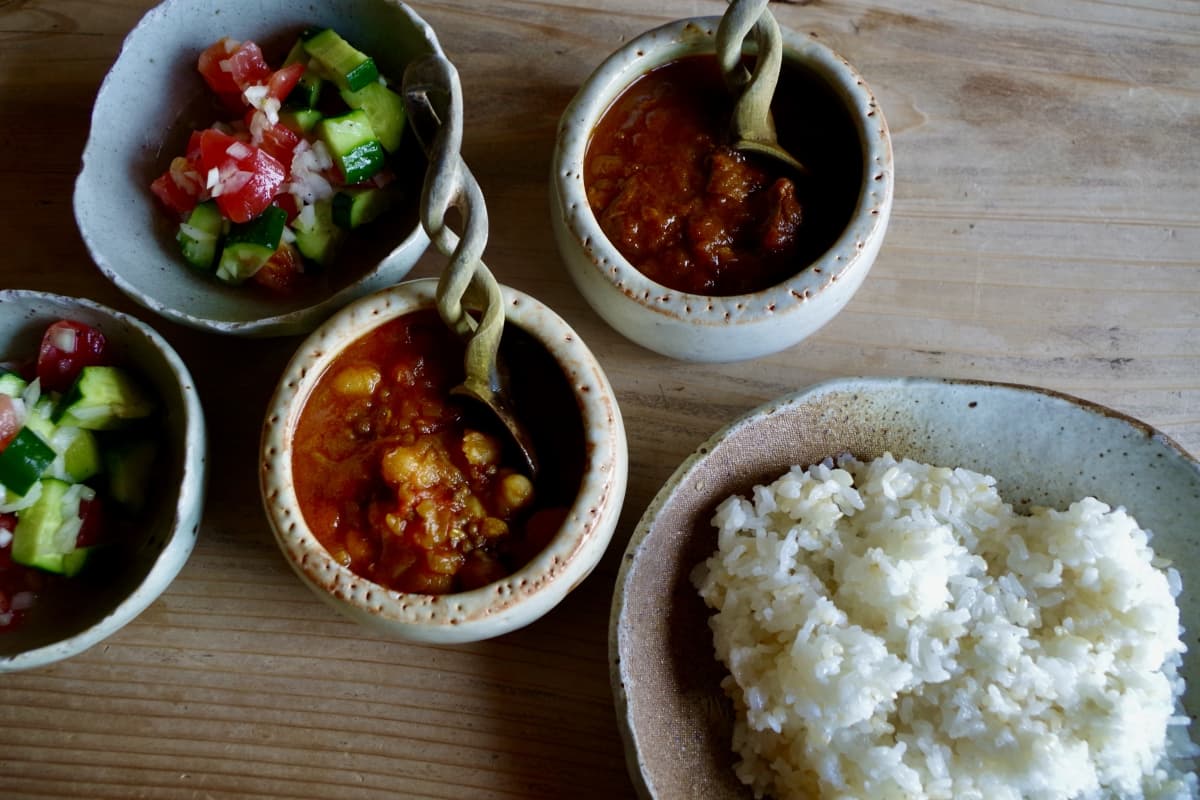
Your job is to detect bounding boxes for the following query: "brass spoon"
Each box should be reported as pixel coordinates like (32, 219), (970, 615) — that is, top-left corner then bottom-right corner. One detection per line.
(403, 55), (539, 477)
(716, 0), (807, 175)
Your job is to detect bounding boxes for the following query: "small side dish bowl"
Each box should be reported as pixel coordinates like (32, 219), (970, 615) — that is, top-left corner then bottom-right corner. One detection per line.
(74, 0), (448, 336)
(612, 376), (1200, 798)
(0, 290), (206, 672)
(260, 279), (628, 643)
(551, 18), (893, 362)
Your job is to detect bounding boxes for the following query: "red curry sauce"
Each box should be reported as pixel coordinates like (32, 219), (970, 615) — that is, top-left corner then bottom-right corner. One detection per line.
(291, 310), (584, 595)
(585, 55), (862, 296)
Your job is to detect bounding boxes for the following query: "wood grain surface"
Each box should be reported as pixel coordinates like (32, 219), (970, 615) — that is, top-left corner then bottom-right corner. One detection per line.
(1, 0), (1197, 798)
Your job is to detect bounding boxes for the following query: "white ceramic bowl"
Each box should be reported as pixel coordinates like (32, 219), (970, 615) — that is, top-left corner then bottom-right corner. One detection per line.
(611, 376), (1200, 798)
(0, 291), (206, 672)
(260, 279), (628, 643)
(74, 0), (447, 336)
(551, 17), (893, 362)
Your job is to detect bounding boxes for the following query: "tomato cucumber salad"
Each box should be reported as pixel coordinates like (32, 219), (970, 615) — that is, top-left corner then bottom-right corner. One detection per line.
(150, 28), (409, 293)
(0, 321), (158, 630)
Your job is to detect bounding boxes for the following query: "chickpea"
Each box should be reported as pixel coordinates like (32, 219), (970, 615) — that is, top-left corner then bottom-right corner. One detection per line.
(332, 364), (382, 397)
(495, 472), (535, 517)
(481, 517), (509, 539)
(462, 430), (501, 466)
(426, 548), (465, 576)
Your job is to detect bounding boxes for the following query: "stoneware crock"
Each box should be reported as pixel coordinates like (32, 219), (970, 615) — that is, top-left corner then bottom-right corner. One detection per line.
(611, 376), (1200, 798)
(0, 290), (206, 672)
(551, 17), (893, 362)
(74, 0), (446, 336)
(260, 278), (628, 644)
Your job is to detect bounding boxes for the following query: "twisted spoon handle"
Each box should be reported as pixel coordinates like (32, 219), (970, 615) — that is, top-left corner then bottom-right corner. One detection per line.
(402, 53), (504, 397)
(716, 0), (805, 173)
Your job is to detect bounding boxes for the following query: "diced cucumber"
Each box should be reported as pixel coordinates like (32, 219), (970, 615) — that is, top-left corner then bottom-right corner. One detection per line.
(177, 200), (224, 272)
(54, 366), (156, 431)
(0, 369), (27, 397)
(282, 39), (323, 109)
(279, 108), (324, 135)
(105, 438), (157, 511)
(216, 205), (288, 284)
(11, 478), (89, 576)
(51, 427), (102, 483)
(332, 186), (393, 230)
(292, 199), (344, 266)
(11, 478), (66, 571)
(317, 110), (386, 184)
(339, 81), (406, 153)
(21, 398), (101, 483)
(302, 28), (379, 92)
(0, 428), (55, 497)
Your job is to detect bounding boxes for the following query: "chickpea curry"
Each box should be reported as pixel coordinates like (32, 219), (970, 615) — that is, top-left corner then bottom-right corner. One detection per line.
(585, 54), (863, 296)
(291, 310), (584, 595)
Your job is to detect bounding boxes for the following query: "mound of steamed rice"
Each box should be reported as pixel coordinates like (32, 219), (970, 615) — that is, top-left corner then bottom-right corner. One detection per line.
(692, 453), (1197, 800)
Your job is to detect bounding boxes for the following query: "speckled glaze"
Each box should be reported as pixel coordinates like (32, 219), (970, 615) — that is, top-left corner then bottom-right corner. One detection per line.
(0, 291), (206, 673)
(74, 0), (446, 337)
(550, 18), (893, 362)
(260, 279), (628, 643)
(611, 377), (1200, 799)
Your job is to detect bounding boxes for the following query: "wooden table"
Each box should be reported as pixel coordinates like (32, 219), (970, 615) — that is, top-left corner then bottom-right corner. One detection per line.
(1, 1), (1197, 797)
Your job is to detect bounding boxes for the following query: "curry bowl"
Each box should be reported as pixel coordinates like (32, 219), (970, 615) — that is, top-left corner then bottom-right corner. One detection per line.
(0, 290), (206, 672)
(551, 17), (892, 362)
(74, 0), (450, 336)
(260, 278), (628, 643)
(612, 376), (1200, 798)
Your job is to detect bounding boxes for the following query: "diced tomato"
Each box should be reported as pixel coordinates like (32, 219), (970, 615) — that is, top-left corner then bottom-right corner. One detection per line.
(150, 151), (208, 217)
(266, 62), (305, 102)
(274, 192), (300, 222)
(0, 513), (15, 534)
(258, 121), (301, 168)
(198, 128), (286, 223)
(37, 320), (109, 393)
(74, 497), (105, 549)
(0, 395), (20, 452)
(197, 38), (271, 98)
(252, 241), (305, 294)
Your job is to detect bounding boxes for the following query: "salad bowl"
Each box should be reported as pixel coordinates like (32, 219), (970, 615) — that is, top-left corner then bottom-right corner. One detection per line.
(0, 290), (206, 672)
(75, 0), (451, 336)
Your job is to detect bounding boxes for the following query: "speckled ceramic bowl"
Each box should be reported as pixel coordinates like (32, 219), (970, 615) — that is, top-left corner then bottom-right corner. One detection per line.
(0, 291), (206, 672)
(551, 17), (892, 362)
(74, 0), (447, 336)
(612, 376), (1200, 798)
(260, 279), (628, 643)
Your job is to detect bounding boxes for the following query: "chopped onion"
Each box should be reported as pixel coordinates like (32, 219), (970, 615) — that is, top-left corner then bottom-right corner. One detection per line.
(52, 483), (95, 554)
(0, 480), (42, 513)
(281, 225), (296, 245)
(11, 592), (35, 611)
(179, 223), (217, 242)
(20, 378), (40, 411)
(225, 141), (253, 160)
(243, 84), (269, 106)
(296, 203), (317, 229)
(51, 326), (77, 353)
(0, 529), (11, 548)
(206, 166), (220, 190)
(218, 58), (235, 74)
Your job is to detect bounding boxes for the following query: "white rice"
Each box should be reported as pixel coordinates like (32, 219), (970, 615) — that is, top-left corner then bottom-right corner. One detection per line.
(692, 452), (1198, 800)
